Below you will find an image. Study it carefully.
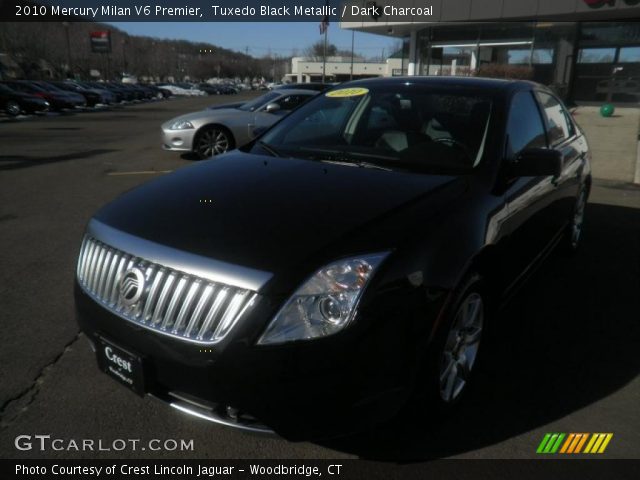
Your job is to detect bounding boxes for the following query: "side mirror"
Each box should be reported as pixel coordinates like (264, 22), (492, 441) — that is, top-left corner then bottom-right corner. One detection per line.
(510, 148), (562, 177)
(264, 102), (281, 113)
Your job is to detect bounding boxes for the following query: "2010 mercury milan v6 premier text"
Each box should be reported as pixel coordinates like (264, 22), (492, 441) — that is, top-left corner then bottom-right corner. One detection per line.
(75, 77), (591, 439)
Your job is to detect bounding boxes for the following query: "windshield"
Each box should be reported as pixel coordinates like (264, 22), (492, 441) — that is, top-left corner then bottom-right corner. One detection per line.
(238, 91), (280, 111)
(252, 85), (493, 173)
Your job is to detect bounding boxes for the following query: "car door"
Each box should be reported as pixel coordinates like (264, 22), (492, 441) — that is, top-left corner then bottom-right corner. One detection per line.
(533, 90), (585, 226)
(500, 90), (565, 287)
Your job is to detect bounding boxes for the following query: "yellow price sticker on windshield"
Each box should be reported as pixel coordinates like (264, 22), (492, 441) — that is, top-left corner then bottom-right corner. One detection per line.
(326, 87), (369, 98)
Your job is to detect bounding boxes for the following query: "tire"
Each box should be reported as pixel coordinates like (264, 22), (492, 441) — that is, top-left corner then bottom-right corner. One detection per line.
(423, 274), (488, 410)
(561, 185), (587, 254)
(193, 126), (234, 159)
(6, 100), (21, 117)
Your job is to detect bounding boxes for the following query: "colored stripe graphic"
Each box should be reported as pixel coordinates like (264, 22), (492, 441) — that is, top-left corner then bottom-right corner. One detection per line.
(537, 433), (552, 453)
(538, 433), (613, 454)
(536, 433), (565, 453)
(584, 433), (614, 454)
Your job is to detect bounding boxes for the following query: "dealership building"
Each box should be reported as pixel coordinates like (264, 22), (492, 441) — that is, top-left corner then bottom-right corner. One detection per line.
(342, 0), (640, 102)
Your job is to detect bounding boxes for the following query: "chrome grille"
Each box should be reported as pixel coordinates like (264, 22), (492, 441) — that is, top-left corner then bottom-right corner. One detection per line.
(77, 236), (257, 344)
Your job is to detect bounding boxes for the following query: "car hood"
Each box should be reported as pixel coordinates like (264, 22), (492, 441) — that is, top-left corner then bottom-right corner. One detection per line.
(208, 102), (244, 110)
(93, 151), (465, 288)
(162, 109), (242, 128)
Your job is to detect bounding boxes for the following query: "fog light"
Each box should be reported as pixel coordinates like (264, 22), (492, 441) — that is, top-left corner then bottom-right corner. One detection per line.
(171, 138), (184, 146)
(226, 406), (239, 420)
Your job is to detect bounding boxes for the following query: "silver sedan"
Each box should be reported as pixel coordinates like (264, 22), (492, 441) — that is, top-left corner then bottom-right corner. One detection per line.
(161, 89), (318, 159)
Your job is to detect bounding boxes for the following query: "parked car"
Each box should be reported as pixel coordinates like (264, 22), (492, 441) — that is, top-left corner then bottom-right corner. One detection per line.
(80, 81), (126, 103)
(111, 82), (145, 101)
(144, 84), (172, 98)
(0, 83), (49, 116)
(75, 77), (591, 440)
(161, 88), (318, 158)
(30, 81), (87, 107)
(1, 80), (85, 110)
(158, 83), (206, 96)
(217, 84), (238, 94)
(48, 81), (108, 107)
(197, 83), (222, 95)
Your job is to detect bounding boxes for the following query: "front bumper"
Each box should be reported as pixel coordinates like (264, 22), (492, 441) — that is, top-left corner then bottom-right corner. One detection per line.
(161, 127), (196, 152)
(75, 278), (429, 440)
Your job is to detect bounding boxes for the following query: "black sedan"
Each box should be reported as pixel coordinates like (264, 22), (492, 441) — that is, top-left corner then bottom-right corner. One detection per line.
(0, 83), (49, 116)
(74, 77), (591, 439)
(2, 80), (85, 111)
(51, 81), (114, 106)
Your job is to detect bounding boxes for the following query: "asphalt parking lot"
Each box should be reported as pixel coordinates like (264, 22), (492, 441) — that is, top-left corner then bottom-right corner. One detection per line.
(0, 94), (638, 460)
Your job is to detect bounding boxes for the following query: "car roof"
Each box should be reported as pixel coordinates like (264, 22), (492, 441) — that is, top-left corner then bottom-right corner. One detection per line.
(339, 76), (540, 95)
(273, 89), (319, 96)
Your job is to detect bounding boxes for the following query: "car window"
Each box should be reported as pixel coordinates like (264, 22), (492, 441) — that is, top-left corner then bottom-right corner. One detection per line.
(255, 87), (493, 174)
(535, 91), (575, 146)
(506, 91), (547, 157)
(238, 91), (280, 111)
(274, 94), (311, 111)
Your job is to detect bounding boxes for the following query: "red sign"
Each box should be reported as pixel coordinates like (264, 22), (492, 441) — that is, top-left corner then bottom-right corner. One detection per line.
(90, 31), (111, 53)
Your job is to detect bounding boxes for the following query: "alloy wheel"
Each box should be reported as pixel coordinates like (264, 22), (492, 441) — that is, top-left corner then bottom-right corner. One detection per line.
(439, 292), (484, 403)
(6, 101), (21, 116)
(196, 128), (230, 158)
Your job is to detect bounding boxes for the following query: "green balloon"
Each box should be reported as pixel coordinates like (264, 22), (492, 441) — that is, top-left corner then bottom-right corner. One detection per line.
(600, 104), (615, 117)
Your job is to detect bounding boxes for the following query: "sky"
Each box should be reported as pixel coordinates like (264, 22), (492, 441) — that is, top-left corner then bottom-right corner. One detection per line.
(107, 22), (399, 59)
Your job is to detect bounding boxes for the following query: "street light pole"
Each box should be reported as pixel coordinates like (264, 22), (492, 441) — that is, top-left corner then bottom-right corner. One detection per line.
(350, 30), (355, 81)
(122, 38), (128, 74)
(62, 22), (71, 78)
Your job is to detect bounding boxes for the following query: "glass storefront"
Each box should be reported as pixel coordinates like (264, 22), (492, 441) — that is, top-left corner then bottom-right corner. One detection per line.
(411, 21), (640, 103)
(415, 23), (578, 98)
(573, 22), (640, 102)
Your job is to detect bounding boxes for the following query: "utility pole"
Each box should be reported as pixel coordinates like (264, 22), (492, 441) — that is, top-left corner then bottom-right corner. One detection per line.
(350, 30), (355, 81)
(62, 22), (71, 77)
(322, 29), (328, 82)
(122, 38), (128, 74)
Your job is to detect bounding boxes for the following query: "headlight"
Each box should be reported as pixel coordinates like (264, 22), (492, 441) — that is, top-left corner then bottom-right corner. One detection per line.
(257, 253), (389, 345)
(170, 120), (194, 130)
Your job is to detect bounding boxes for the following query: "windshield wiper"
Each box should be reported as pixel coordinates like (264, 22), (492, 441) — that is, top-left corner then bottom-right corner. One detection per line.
(300, 148), (395, 171)
(321, 159), (392, 171)
(258, 141), (282, 158)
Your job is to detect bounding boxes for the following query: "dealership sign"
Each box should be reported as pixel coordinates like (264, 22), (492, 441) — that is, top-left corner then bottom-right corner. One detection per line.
(584, 0), (640, 7)
(90, 31), (111, 53)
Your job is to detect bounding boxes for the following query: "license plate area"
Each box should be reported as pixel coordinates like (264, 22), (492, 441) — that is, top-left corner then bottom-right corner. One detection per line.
(96, 336), (146, 396)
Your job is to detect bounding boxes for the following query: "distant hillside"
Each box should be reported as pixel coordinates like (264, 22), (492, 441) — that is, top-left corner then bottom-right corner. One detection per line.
(0, 21), (287, 81)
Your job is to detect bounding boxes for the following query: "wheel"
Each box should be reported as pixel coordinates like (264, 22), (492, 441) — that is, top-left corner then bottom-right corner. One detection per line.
(416, 274), (487, 410)
(6, 100), (21, 117)
(438, 286), (485, 404)
(194, 126), (233, 159)
(561, 186), (587, 253)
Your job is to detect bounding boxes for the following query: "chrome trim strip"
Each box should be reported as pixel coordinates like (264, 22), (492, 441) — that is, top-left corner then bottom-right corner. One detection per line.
(87, 219), (272, 292)
(168, 401), (274, 434)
